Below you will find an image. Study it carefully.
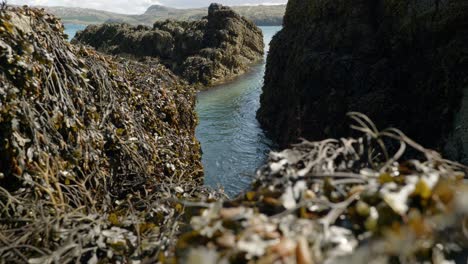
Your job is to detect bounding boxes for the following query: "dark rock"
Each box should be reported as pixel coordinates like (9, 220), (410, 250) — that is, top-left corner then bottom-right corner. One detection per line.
(73, 3), (264, 87)
(258, 0), (468, 162)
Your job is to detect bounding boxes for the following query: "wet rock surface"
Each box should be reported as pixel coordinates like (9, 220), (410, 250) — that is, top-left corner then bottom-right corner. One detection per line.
(73, 4), (264, 87)
(258, 0), (468, 161)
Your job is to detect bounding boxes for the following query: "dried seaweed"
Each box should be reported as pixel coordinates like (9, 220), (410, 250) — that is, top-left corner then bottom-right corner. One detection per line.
(177, 113), (468, 263)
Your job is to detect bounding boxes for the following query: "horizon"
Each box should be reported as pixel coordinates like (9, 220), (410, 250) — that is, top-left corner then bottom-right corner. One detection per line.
(9, 0), (287, 14)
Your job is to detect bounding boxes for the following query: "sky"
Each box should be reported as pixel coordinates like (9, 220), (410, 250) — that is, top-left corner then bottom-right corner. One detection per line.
(9, 0), (287, 14)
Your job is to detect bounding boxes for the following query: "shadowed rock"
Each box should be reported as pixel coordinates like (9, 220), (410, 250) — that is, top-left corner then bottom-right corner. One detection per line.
(258, 0), (468, 163)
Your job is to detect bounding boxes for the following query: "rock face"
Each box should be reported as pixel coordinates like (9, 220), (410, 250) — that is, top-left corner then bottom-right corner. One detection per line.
(73, 4), (264, 86)
(258, 0), (468, 158)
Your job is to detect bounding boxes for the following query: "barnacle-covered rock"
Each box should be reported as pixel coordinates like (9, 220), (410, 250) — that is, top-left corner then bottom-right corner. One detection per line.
(73, 3), (264, 87)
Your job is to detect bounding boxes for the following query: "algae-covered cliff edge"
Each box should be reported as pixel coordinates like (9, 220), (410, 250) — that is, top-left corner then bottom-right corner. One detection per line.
(0, 6), (212, 262)
(258, 0), (468, 159)
(73, 3), (264, 87)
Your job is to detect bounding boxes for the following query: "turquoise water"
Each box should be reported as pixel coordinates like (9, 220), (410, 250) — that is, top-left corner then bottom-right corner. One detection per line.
(63, 24), (282, 196)
(196, 26), (281, 196)
(64, 24), (86, 40)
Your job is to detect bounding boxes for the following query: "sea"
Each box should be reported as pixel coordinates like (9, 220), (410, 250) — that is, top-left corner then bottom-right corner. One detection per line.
(63, 24), (282, 196)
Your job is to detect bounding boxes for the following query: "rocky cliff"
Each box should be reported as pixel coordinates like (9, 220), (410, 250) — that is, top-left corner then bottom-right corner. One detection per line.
(258, 0), (468, 158)
(73, 4), (264, 86)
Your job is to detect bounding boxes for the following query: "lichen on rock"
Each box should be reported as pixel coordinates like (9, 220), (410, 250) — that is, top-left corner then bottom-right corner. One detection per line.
(73, 3), (265, 87)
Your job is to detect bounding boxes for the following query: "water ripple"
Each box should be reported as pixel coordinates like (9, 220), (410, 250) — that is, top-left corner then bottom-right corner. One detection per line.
(196, 26), (282, 197)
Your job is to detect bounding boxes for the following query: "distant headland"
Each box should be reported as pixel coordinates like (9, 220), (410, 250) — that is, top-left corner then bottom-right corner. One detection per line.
(37, 4), (285, 26)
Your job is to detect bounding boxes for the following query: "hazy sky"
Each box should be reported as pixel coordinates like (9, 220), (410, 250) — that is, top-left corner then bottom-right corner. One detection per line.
(9, 0), (287, 14)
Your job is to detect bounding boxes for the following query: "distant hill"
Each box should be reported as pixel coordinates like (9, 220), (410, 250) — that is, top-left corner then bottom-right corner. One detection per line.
(41, 4), (285, 26)
(41, 6), (141, 25)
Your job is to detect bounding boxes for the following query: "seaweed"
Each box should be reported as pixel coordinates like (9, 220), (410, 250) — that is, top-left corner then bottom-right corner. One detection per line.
(0, 6), (215, 263)
(1, 5), (468, 264)
(177, 113), (468, 263)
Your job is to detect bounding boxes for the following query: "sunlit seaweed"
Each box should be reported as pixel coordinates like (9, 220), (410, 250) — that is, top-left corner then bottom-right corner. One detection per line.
(178, 113), (468, 263)
(0, 5), (219, 263)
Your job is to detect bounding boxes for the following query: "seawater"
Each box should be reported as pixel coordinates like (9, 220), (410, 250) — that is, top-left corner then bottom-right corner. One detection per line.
(63, 24), (282, 196)
(64, 23), (86, 40)
(196, 26), (281, 196)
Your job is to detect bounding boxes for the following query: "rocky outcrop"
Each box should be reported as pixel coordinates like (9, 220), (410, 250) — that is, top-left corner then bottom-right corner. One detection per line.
(1, 7), (202, 194)
(0, 6), (209, 262)
(2, 7), (468, 263)
(73, 4), (264, 86)
(258, 0), (468, 159)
